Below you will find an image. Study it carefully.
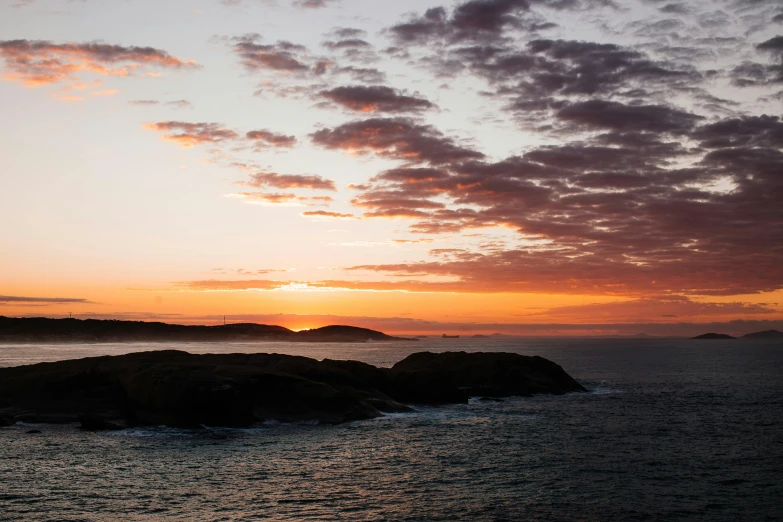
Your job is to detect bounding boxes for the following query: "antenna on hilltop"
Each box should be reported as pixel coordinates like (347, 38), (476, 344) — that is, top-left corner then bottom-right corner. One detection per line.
(224, 315), (226, 326)
(69, 312), (72, 319)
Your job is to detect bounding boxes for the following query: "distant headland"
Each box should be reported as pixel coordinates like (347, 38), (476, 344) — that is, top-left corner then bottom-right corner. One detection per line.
(691, 330), (783, 340)
(0, 316), (412, 343)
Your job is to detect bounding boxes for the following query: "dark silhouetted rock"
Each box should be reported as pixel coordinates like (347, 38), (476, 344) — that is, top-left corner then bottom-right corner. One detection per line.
(691, 333), (736, 339)
(26, 429), (41, 434)
(387, 371), (469, 404)
(0, 350), (584, 429)
(741, 330), (783, 339)
(391, 351), (587, 397)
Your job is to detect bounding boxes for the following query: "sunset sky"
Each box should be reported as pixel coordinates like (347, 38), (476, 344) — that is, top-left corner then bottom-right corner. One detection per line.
(1, 0), (782, 335)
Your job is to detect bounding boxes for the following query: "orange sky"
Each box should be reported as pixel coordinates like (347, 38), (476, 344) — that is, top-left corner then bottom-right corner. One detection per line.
(1, 0), (782, 335)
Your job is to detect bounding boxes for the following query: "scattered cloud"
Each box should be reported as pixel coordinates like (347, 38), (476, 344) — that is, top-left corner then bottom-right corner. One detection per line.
(319, 85), (434, 113)
(244, 170), (336, 190)
(310, 117), (483, 164)
(246, 129), (297, 148)
(232, 35), (311, 73)
(143, 121), (238, 148)
(0, 39), (199, 88)
(302, 210), (357, 219)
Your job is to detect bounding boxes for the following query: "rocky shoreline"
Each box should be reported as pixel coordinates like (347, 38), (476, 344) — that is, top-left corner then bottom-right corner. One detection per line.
(0, 350), (586, 430)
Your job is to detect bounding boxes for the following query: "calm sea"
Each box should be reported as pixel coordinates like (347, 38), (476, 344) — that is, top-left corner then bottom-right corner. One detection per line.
(1, 338), (781, 521)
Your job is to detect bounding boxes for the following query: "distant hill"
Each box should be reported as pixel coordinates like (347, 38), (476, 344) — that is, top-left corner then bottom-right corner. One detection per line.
(691, 333), (736, 340)
(741, 330), (783, 339)
(295, 325), (404, 342)
(0, 317), (411, 343)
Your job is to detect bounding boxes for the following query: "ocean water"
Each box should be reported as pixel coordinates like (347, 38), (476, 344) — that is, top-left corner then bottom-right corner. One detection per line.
(1, 338), (782, 521)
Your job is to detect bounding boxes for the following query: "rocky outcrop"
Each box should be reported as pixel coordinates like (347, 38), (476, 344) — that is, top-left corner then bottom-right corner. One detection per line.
(391, 351), (587, 397)
(0, 350), (585, 430)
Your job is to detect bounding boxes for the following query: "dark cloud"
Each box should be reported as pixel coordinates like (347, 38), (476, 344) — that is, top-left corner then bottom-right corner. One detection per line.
(0, 296), (92, 304)
(693, 115), (783, 149)
(319, 85), (434, 113)
(321, 103), (783, 296)
(729, 36), (783, 86)
(334, 66), (387, 83)
(323, 39), (372, 50)
(387, 0), (618, 47)
(556, 99), (703, 133)
(0, 39), (199, 87)
(658, 3), (689, 14)
(389, 0), (534, 45)
(757, 35), (783, 54)
(343, 240), (782, 296)
(322, 34), (378, 63)
(310, 117), (484, 164)
(246, 129), (297, 148)
(232, 36), (310, 73)
(143, 121), (238, 147)
(730, 61), (780, 86)
(244, 171), (337, 190)
(485, 38), (696, 92)
(333, 28), (366, 39)
(374, 167), (451, 183)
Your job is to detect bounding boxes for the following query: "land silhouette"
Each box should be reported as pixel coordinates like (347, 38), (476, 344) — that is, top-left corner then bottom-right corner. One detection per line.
(0, 350), (586, 429)
(691, 333), (737, 340)
(0, 317), (410, 343)
(691, 330), (783, 340)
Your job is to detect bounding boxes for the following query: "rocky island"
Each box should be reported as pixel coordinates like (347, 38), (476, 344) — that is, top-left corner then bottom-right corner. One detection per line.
(691, 333), (736, 339)
(0, 350), (586, 430)
(741, 330), (783, 339)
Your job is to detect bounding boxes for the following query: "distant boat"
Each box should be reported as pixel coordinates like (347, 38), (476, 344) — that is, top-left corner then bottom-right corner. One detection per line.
(442, 334), (460, 338)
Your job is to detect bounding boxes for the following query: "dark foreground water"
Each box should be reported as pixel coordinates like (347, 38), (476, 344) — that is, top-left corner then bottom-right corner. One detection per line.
(1, 338), (782, 521)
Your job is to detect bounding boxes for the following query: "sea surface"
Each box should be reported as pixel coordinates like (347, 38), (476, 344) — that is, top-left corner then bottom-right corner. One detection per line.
(1, 338), (782, 521)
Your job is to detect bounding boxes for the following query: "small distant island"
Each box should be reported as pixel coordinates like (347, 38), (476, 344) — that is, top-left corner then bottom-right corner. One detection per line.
(741, 330), (783, 339)
(691, 333), (736, 340)
(0, 316), (412, 343)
